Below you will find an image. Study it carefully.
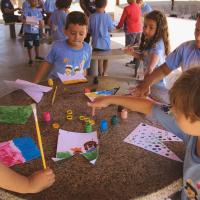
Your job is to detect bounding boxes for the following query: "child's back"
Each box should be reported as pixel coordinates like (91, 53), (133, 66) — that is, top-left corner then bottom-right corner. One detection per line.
(50, 9), (68, 41)
(118, 1), (142, 33)
(89, 12), (114, 50)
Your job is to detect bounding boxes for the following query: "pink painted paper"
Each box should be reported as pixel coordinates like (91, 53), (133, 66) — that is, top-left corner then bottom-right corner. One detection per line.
(0, 141), (25, 167)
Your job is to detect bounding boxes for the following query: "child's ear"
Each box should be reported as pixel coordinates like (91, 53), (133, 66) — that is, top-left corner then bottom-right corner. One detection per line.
(63, 29), (68, 37)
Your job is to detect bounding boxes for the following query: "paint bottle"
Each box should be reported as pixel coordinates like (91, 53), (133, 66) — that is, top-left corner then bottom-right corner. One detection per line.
(85, 123), (92, 133)
(84, 88), (91, 93)
(100, 120), (108, 133)
(111, 115), (119, 125)
(43, 112), (51, 122)
(121, 109), (128, 119)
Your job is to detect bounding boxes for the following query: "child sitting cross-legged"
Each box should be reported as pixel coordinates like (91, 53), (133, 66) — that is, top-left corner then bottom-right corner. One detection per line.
(88, 67), (200, 200)
(33, 11), (92, 83)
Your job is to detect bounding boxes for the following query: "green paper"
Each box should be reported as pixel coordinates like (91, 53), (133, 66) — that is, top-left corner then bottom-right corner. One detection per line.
(0, 105), (33, 124)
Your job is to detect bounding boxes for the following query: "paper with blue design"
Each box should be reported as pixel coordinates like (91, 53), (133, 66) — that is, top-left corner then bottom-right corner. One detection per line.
(124, 123), (183, 162)
(85, 88), (120, 102)
(52, 129), (98, 164)
(4, 79), (52, 103)
(0, 137), (40, 167)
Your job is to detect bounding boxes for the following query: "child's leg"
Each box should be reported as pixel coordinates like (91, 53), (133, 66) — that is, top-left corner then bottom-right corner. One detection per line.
(98, 60), (103, 76)
(103, 60), (108, 76)
(27, 48), (33, 64)
(34, 34), (44, 61)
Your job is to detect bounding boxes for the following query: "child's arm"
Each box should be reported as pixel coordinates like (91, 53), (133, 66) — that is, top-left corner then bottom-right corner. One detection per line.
(144, 53), (160, 77)
(0, 163), (55, 194)
(123, 46), (143, 60)
(33, 61), (51, 83)
(88, 96), (155, 115)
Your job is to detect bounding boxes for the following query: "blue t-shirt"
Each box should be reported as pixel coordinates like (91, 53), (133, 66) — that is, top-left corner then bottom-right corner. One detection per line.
(22, 0), (30, 12)
(44, 0), (56, 13)
(151, 104), (200, 200)
(89, 12), (114, 50)
(141, 3), (152, 16)
(143, 39), (166, 85)
(166, 40), (200, 71)
(23, 7), (43, 34)
(50, 9), (67, 41)
(46, 40), (92, 78)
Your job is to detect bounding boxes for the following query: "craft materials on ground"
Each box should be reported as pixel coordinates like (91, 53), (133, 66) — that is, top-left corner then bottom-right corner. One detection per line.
(52, 129), (98, 164)
(0, 137), (40, 167)
(31, 104), (47, 169)
(4, 79), (52, 103)
(124, 123), (183, 162)
(57, 72), (88, 84)
(0, 105), (32, 124)
(85, 87), (120, 102)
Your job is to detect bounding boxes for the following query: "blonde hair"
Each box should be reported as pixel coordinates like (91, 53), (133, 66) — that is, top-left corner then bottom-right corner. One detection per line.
(127, 0), (136, 4)
(169, 67), (200, 122)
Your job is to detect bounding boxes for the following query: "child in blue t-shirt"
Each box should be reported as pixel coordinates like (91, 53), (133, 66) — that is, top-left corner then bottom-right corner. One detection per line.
(88, 0), (114, 76)
(23, 0), (44, 65)
(124, 10), (170, 85)
(49, 0), (72, 41)
(88, 67), (200, 200)
(33, 11), (92, 83)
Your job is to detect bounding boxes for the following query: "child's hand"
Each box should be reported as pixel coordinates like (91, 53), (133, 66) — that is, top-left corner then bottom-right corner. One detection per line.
(28, 168), (55, 193)
(123, 45), (135, 56)
(87, 96), (110, 109)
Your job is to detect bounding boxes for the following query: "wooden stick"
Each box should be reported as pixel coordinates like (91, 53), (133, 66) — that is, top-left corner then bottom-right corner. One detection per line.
(31, 104), (47, 169)
(51, 86), (58, 105)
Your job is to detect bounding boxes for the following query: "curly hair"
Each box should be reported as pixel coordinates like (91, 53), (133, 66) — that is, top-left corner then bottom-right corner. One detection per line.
(139, 10), (170, 56)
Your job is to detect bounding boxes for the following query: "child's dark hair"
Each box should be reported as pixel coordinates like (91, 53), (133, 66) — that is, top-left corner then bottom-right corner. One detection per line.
(95, 0), (107, 8)
(56, 0), (72, 9)
(65, 11), (88, 29)
(139, 10), (170, 56)
(169, 67), (200, 122)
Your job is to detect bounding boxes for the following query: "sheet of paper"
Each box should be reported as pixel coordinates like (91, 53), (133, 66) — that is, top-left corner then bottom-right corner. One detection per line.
(57, 72), (87, 84)
(26, 16), (39, 26)
(4, 79), (52, 103)
(124, 123), (183, 162)
(53, 129), (98, 164)
(0, 137), (40, 167)
(85, 88), (119, 102)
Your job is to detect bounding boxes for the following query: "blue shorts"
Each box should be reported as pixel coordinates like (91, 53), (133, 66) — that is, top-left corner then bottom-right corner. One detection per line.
(24, 33), (40, 49)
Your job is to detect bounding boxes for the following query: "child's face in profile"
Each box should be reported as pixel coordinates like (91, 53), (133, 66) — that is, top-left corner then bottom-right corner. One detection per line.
(64, 24), (87, 49)
(195, 18), (200, 48)
(172, 107), (200, 136)
(143, 18), (157, 39)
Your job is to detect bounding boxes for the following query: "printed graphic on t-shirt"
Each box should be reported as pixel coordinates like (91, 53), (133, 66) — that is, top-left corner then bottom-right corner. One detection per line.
(184, 179), (198, 200)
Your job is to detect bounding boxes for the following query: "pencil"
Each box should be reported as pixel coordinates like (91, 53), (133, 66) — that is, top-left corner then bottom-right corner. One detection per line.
(31, 104), (47, 169)
(51, 86), (58, 105)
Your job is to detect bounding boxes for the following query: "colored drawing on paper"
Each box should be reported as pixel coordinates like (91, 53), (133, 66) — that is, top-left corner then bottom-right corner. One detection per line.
(124, 123), (183, 162)
(57, 71), (87, 85)
(85, 87), (120, 102)
(53, 129), (98, 164)
(0, 105), (32, 124)
(0, 137), (40, 167)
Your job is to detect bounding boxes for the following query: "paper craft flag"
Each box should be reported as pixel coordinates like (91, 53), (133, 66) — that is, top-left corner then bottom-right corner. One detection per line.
(124, 123), (183, 162)
(85, 88), (119, 102)
(26, 16), (39, 26)
(0, 137), (40, 167)
(52, 129), (98, 164)
(0, 105), (32, 124)
(57, 72), (87, 85)
(4, 79), (52, 103)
